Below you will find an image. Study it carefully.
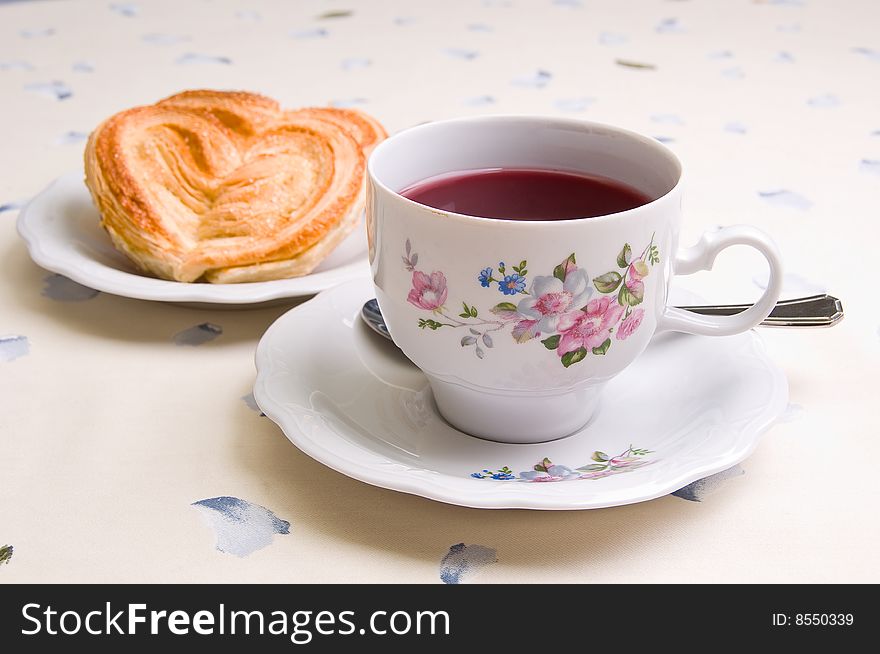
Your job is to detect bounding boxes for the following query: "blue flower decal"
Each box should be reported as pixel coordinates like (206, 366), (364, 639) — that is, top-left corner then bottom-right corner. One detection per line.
(499, 273), (526, 295)
(478, 267), (493, 287)
(471, 467), (515, 480)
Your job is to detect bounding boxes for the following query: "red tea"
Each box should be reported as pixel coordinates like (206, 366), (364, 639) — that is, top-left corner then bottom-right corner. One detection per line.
(400, 168), (650, 220)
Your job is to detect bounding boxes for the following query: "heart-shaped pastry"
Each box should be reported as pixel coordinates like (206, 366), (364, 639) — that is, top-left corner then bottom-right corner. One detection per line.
(84, 90), (386, 283)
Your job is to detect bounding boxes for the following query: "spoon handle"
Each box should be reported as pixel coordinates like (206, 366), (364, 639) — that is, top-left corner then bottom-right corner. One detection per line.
(681, 294), (844, 328)
(361, 294), (844, 342)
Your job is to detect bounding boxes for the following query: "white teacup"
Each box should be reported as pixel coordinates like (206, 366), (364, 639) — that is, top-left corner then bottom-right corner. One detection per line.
(366, 116), (782, 443)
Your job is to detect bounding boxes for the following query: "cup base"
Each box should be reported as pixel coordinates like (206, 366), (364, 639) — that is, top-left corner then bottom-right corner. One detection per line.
(428, 375), (601, 444)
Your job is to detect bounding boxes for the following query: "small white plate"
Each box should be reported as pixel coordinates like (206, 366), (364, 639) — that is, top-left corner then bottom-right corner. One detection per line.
(254, 278), (788, 510)
(16, 172), (370, 304)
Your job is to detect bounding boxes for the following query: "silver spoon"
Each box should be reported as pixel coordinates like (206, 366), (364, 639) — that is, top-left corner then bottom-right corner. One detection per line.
(361, 294), (844, 341)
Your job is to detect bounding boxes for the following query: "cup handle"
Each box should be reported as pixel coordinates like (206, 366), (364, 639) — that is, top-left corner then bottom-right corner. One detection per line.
(657, 225), (784, 336)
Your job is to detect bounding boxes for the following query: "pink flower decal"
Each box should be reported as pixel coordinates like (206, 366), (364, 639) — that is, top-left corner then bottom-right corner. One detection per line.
(407, 270), (448, 310)
(616, 308), (645, 340)
(556, 296), (625, 356)
(516, 270), (593, 335)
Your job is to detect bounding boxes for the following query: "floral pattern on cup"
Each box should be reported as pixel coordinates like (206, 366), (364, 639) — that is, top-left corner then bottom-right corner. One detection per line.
(403, 236), (660, 366)
(470, 446), (654, 482)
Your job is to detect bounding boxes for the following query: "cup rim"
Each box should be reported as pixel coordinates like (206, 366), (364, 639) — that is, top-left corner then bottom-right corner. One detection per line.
(367, 114), (684, 227)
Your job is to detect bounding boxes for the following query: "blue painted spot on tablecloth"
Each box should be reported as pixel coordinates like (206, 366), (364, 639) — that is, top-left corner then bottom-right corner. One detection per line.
(330, 97), (368, 108)
(464, 95), (495, 106)
(174, 323), (222, 346)
(142, 33), (190, 45)
(0, 200), (26, 213)
(859, 159), (880, 175)
(0, 336), (30, 363)
(852, 47), (880, 62)
(651, 113), (684, 125)
(672, 465), (744, 502)
(807, 93), (839, 108)
(109, 3), (139, 17)
(468, 22), (492, 32)
(724, 121), (747, 134)
(241, 393), (265, 416)
(0, 545), (12, 566)
(192, 497), (290, 557)
(440, 543), (497, 584)
(774, 51), (795, 63)
(72, 61), (95, 73)
(20, 28), (54, 38)
(656, 17), (685, 34)
(235, 9), (261, 21)
(721, 67), (745, 79)
(653, 135), (675, 143)
(511, 69), (552, 88)
(0, 60), (34, 71)
(24, 81), (72, 101)
(42, 274), (100, 302)
(707, 50), (733, 60)
(758, 189), (812, 210)
(290, 28), (328, 39)
(554, 97), (594, 112)
(341, 57), (371, 71)
(54, 131), (89, 145)
(443, 48), (479, 60)
(598, 31), (627, 46)
(175, 53), (232, 65)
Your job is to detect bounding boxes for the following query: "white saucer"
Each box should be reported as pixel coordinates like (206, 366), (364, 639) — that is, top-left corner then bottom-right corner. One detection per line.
(253, 278), (788, 510)
(16, 172), (370, 304)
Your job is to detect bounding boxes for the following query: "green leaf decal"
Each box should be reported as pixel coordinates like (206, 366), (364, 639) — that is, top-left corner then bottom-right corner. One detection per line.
(553, 253), (577, 282)
(592, 338), (611, 355)
(469, 306), (478, 318)
(541, 335), (561, 350)
(617, 243), (632, 268)
(560, 347), (588, 368)
(534, 457), (552, 473)
(577, 463), (608, 472)
(592, 451), (609, 462)
(491, 302), (518, 313)
(593, 271), (623, 293)
(618, 282), (644, 306)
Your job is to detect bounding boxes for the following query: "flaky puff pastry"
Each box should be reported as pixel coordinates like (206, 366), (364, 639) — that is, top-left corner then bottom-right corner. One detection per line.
(83, 90), (386, 283)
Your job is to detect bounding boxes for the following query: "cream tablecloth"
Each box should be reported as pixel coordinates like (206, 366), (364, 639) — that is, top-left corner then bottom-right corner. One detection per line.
(1, 0), (878, 583)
